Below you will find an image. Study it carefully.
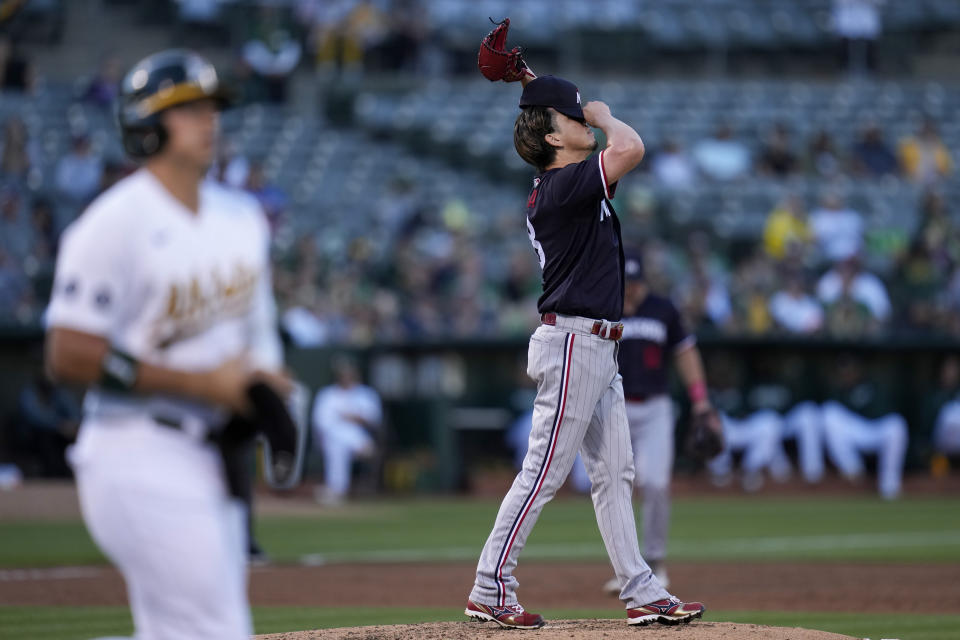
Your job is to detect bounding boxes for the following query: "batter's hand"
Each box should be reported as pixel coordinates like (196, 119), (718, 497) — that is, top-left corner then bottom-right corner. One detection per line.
(251, 368), (294, 399)
(200, 357), (254, 414)
(582, 101), (611, 127)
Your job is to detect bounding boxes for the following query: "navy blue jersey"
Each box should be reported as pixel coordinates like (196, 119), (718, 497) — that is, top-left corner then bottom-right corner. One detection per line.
(619, 293), (695, 397)
(526, 151), (624, 321)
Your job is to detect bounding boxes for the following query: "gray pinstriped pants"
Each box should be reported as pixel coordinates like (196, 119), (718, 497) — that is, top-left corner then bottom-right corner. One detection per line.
(470, 317), (670, 609)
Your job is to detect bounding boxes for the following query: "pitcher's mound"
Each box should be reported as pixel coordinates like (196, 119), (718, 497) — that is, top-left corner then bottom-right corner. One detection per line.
(257, 620), (856, 639)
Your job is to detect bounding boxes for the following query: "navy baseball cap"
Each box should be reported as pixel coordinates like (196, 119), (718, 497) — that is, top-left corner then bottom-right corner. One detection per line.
(519, 75), (584, 121)
(624, 253), (645, 281)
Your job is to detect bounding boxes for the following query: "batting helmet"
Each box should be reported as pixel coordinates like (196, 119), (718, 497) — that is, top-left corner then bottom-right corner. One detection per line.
(118, 49), (232, 159)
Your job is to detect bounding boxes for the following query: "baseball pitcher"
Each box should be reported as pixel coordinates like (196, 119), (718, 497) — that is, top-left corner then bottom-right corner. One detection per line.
(44, 50), (298, 639)
(466, 19), (705, 630)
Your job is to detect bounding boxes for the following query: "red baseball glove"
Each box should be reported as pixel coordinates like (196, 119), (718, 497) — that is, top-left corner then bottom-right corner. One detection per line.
(478, 17), (532, 83)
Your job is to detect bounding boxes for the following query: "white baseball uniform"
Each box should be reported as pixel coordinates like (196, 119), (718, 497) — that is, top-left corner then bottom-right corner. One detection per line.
(311, 382), (382, 499)
(47, 168), (280, 640)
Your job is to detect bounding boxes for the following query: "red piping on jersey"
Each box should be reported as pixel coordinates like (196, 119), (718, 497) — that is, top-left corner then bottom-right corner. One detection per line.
(599, 150), (612, 200)
(495, 333), (576, 605)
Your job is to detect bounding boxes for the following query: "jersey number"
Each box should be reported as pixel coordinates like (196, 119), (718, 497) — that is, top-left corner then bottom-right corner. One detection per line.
(526, 217), (545, 269)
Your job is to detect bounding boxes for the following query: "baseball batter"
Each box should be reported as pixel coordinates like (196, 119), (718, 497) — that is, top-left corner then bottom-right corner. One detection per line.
(465, 72), (705, 629)
(44, 50), (287, 639)
(602, 253), (717, 594)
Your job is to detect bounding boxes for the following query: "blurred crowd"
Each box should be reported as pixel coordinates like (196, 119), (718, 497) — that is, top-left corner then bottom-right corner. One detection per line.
(1, 91), (958, 345)
(174, 0), (429, 102)
(1, 1), (959, 345)
(264, 115), (959, 346)
(629, 118), (958, 340)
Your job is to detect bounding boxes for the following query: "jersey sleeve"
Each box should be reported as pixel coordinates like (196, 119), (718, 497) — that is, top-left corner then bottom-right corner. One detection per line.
(245, 205), (283, 370)
(546, 152), (616, 214)
(45, 213), (131, 339)
(666, 299), (695, 353)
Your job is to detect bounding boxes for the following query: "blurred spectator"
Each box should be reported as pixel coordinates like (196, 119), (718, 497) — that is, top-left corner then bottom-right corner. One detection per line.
(311, 357), (383, 505)
(757, 123), (798, 177)
(54, 135), (104, 206)
(242, 6), (303, 102)
(83, 52), (122, 110)
(894, 239), (945, 333)
(769, 271), (824, 335)
(931, 357), (960, 465)
(832, 0), (883, 73)
(805, 129), (842, 178)
(374, 176), (424, 241)
(763, 194), (812, 261)
(898, 118), (953, 186)
(692, 123), (750, 181)
(304, 0), (386, 77)
(245, 161), (288, 232)
(500, 248), (538, 305)
(17, 373), (80, 477)
(0, 116), (39, 182)
(651, 139), (695, 190)
(729, 250), (777, 335)
(0, 35), (34, 93)
(915, 191), (958, 271)
(675, 233), (734, 332)
(26, 196), (58, 267)
(817, 257), (891, 324)
(851, 123), (899, 177)
(374, 0), (427, 72)
(0, 247), (30, 316)
(821, 354), (906, 499)
(0, 186), (30, 259)
(809, 192), (864, 262)
(176, 0), (230, 24)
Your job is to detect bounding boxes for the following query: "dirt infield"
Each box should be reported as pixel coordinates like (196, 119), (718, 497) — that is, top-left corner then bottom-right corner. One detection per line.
(256, 620), (857, 640)
(2, 559), (958, 614)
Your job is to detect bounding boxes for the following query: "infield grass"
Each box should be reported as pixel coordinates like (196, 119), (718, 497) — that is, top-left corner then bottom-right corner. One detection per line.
(0, 606), (957, 640)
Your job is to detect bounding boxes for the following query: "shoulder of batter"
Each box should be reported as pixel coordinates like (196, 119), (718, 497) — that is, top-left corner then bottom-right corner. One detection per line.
(201, 179), (270, 241)
(59, 170), (147, 254)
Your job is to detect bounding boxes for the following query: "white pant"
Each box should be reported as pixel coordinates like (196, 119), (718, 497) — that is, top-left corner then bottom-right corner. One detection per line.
(626, 396), (674, 561)
(821, 401), (907, 499)
(773, 401), (826, 483)
(934, 400), (960, 454)
(317, 423), (374, 497)
(71, 416), (251, 640)
(708, 410), (783, 477)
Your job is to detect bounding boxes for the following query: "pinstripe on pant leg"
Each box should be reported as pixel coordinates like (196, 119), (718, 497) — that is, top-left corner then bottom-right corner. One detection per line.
(470, 326), (603, 606)
(581, 365), (670, 608)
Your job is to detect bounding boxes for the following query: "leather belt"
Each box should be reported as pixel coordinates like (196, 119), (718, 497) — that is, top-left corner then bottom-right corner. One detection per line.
(541, 312), (624, 341)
